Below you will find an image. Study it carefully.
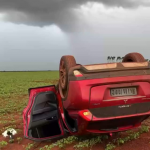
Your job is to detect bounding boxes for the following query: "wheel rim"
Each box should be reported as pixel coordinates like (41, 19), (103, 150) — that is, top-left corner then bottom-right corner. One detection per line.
(59, 60), (66, 89)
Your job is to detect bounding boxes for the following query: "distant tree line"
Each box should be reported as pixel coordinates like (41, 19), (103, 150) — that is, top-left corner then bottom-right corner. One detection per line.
(107, 56), (150, 63)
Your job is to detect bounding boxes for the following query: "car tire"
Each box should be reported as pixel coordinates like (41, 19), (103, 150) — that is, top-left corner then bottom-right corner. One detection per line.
(56, 83), (59, 91)
(122, 52), (145, 62)
(59, 55), (76, 94)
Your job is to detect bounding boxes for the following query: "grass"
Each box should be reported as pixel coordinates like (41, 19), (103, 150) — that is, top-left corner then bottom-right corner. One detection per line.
(0, 71), (149, 150)
(0, 71), (59, 149)
(0, 71), (59, 98)
(38, 126), (149, 150)
(0, 71), (58, 116)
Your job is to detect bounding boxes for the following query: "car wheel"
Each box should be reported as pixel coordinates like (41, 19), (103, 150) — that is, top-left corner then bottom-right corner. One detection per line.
(59, 55), (76, 97)
(122, 52), (145, 62)
(56, 83), (59, 91)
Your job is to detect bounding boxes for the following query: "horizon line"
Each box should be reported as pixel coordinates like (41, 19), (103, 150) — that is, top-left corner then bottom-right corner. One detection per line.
(0, 70), (59, 72)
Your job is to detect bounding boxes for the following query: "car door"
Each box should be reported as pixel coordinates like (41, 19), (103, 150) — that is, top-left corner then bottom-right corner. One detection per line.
(23, 85), (65, 141)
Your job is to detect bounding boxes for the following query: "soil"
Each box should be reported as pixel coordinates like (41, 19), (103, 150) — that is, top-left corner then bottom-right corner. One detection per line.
(1, 116), (150, 150)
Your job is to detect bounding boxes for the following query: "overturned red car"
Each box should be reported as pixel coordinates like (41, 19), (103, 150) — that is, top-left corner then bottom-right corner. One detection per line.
(23, 52), (150, 141)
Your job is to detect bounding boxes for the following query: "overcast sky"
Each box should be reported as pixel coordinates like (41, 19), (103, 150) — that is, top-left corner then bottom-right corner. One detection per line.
(0, 0), (150, 71)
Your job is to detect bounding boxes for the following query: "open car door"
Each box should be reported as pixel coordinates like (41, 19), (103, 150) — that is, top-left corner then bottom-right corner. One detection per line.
(23, 85), (65, 141)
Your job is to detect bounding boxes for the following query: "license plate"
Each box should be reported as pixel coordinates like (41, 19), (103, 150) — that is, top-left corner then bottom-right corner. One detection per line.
(110, 87), (137, 97)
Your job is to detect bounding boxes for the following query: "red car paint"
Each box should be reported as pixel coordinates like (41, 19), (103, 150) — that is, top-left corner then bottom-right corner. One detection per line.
(23, 63), (150, 141)
(23, 86), (65, 140)
(63, 75), (150, 110)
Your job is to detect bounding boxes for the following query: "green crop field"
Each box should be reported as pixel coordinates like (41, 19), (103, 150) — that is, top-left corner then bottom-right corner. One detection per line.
(0, 71), (59, 115)
(0, 71), (59, 98)
(0, 71), (149, 150)
(0, 71), (59, 150)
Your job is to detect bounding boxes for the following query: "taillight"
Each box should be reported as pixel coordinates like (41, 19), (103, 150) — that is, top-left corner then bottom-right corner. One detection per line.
(83, 112), (92, 116)
(73, 70), (83, 77)
(79, 110), (92, 121)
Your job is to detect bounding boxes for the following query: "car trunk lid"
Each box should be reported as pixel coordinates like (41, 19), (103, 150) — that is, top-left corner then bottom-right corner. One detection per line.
(89, 81), (150, 118)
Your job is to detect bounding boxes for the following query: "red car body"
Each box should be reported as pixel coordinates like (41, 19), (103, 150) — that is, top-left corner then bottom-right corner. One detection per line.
(23, 62), (150, 141)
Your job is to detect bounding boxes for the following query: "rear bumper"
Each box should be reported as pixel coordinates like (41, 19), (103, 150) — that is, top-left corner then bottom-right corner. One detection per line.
(77, 110), (150, 134)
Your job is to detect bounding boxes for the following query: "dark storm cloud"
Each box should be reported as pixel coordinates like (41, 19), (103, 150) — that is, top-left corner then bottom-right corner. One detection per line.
(0, 0), (149, 31)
